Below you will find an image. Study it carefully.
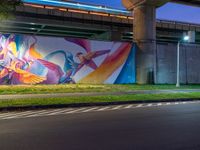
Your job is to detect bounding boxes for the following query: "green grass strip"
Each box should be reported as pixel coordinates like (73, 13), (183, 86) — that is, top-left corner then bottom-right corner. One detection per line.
(0, 92), (200, 108)
(0, 84), (200, 95)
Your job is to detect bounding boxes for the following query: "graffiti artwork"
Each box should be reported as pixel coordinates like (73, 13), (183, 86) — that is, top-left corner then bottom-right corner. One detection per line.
(0, 34), (135, 84)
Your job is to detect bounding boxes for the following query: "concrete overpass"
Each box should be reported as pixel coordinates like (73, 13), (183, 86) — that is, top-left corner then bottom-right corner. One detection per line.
(123, 0), (200, 9)
(0, 1), (200, 43)
(172, 0), (200, 7)
(122, 0), (200, 84)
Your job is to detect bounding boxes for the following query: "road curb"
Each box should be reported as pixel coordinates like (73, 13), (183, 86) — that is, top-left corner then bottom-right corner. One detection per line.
(0, 98), (199, 112)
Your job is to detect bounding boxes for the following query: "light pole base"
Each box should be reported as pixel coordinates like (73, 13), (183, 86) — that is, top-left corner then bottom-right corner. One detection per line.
(176, 83), (180, 87)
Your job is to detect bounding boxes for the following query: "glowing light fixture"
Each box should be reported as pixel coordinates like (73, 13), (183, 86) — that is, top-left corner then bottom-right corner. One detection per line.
(183, 35), (190, 41)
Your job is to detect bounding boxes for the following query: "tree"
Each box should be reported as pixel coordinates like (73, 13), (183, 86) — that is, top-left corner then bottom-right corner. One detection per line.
(0, 0), (22, 20)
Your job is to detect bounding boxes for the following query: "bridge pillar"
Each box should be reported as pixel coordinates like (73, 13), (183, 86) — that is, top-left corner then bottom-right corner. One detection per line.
(134, 4), (156, 84)
(122, 0), (168, 84)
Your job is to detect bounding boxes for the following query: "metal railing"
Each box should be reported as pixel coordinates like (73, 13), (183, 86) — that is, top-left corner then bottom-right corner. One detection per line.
(22, 0), (131, 15)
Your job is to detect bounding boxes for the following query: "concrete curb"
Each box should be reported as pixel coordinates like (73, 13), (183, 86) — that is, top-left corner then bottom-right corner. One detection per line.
(0, 98), (199, 112)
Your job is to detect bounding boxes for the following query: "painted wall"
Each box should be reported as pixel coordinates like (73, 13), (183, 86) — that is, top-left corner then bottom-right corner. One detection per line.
(0, 34), (136, 85)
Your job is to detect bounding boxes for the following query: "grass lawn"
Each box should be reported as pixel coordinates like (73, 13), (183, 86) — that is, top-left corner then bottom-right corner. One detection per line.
(0, 84), (200, 109)
(0, 92), (200, 108)
(0, 84), (200, 95)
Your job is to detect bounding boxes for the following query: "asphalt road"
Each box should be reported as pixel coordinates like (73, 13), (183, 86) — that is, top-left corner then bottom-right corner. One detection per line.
(0, 102), (200, 150)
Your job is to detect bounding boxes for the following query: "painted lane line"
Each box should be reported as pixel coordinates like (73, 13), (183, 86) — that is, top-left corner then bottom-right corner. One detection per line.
(0, 111), (26, 118)
(136, 104), (143, 108)
(1, 111), (35, 119)
(111, 105), (122, 110)
(0, 112), (18, 118)
(82, 107), (99, 113)
(1, 101), (200, 120)
(45, 109), (74, 116)
(157, 103), (162, 106)
(147, 104), (153, 107)
(0, 110), (50, 119)
(23, 110), (53, 117)
(63, 108), (87, 114)
(34, 109), (66, 116)
(23, 109), (76, 118)
(124, 105), (134, 109)
(1, 110), (49, 119)
(97, 107), (110, 111)
(35, 109), (72, 116)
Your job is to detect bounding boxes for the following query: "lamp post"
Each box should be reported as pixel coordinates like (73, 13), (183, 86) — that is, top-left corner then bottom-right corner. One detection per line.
(176, 35), (190, 87)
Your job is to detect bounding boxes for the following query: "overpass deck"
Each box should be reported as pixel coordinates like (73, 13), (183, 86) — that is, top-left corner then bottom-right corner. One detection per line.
(22, 0), (131, 15)
(22, 0), (200, 16)
(0, 1), (200, 43)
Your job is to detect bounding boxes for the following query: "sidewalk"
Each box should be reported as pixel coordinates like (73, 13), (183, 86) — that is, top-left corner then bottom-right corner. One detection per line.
(1, 89), (200, 100)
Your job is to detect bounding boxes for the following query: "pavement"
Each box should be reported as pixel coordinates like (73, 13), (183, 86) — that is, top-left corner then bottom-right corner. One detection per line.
(0, 101), (200, 150)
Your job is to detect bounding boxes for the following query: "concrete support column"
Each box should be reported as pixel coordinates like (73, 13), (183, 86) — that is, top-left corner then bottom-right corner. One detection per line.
(122, 0), (168, 84)
(134, 4), (156, 84)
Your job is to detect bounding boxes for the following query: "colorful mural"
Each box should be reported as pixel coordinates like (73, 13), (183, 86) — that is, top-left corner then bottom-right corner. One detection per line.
(0, 34), (135, 84)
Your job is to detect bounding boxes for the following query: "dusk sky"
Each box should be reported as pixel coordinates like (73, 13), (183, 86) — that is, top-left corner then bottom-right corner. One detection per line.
(74, 0), (200, 24)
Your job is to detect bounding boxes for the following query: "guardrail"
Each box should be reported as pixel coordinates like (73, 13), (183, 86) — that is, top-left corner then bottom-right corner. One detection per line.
(22, 0), (200, 29)
(22, 0), (131, 15)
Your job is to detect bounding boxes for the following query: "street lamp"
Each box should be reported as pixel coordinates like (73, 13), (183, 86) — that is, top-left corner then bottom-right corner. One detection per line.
(176, 35), (190, 87)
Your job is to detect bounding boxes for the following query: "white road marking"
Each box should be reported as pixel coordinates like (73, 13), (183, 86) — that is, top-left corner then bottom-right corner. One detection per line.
(32, 109), (66, 116)
(0, 112), (18, 118)
(157, 103), (162, 106)
(23, 110), (53, 117)
(1, 111), (34, 119)
(63, 108), (87, 114)
(82, 107), (99, 113)
(1, 110), (49, 119)
(97, 106), (110, 111)
(136, 104), (143, 108)
(124, 105), (133, 109)
(111, 105), (122, 110)
(45, 108), (74, 116)
(147, 104), (153, 107)
(0, 101), (200, 120)
(0, 110), (47, 119)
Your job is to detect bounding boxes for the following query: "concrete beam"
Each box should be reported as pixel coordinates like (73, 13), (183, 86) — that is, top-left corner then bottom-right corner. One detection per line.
(122, 0), (169, 10)
(172, 0), (200, 7)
